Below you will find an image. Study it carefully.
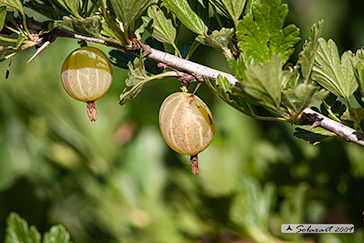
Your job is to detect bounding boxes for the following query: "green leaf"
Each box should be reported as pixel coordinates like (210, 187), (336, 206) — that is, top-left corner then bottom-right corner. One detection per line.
(53, 0), (81, 18)
(195, 27), (234, 50)
(294, 127), (335, 145)
(341, 108), (364, 130)
(0, 6), (6, 32)
(163, 0), (208, 35)
(120, 57), (153, 105)
(16, 32), (26, 48)
(109, 50), (137, 70)
(243, 0), (254, 15)
(355, 57), (364, 98)
(282, 84), (329, 117)
(208, 0), (229, 19)
(4, 213), (72, 243)
(233, 54), (284, 109)
(188, 0), (209, 26)
(0, 0), (24, 15)
(320, 96), (347, 120)
(311, 38), (359, 101)
(320, 230), (364, 243)
(281, 183), (308, 223)
(126, 57), (148, 86)
(228, 55), (248, 81)
(142, 5), (176, 46)
(276, 183), (308, 241)
(357, 47), (364, 60)
(323, 92), (338, 106)
(236, 0), (300, 64)
(0, 47), (17, 62)
(5, 212), (41, 243)
(354, 89), (364, 109)
(230, 176), (275, 242)
(0, 33), (27, 61)
(0, 32), (40, 62)
(206, 76), (251, 115)
(282, 64), (300, 90)
(23, 1), (59, 19)
(222, 0), (246, 22)
(108, 0), (157, 33)
(209, 0), (247, 25)
(298, 20), (324, 82)
(53, 16), (101, 37)
(43, 225), (71, 243)
(216, 74), (233, 93)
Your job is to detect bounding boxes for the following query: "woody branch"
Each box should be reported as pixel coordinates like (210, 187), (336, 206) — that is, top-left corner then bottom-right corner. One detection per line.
(5, 16), (364, 147)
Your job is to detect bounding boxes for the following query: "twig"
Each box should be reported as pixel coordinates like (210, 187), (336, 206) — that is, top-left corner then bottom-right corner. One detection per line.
(41, 29), (130, 51)
(300, 108), (364, 146)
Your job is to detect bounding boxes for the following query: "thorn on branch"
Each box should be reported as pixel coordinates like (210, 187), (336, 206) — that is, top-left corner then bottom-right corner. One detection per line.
(301, 108), (364, 147)
(27, 40), (50, 63)
(309, 121), (321, 130)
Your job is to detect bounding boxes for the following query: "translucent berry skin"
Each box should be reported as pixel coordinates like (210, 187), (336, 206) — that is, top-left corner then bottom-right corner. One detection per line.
(159, 91), (215, 156)
(61, 46), (113, 102)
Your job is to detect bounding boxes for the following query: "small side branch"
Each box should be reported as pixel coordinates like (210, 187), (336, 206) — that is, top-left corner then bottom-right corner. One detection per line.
(300, 108), (364, 146)
(41, 29), (130, 52)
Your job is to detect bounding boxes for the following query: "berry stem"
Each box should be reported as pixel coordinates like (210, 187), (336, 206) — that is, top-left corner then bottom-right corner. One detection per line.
(190, 155), (199, 175)
(87, 102), (97, 121)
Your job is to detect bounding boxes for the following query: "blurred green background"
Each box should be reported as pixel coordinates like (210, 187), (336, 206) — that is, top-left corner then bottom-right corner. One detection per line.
(1, 0), (364, 242)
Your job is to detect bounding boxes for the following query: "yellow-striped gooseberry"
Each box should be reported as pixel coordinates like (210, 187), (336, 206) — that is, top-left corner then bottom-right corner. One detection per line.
(61, 46), (113, 121)
(159, 87), (214, 175)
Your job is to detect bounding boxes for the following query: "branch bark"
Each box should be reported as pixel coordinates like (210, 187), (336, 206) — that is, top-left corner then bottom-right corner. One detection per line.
(300, 108), (364, 146)
(138, 41), (240, 86)
(28, 29), (364, 147)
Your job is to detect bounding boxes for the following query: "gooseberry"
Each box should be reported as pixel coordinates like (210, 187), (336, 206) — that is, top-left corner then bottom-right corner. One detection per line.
(159, 87), (215, 175)
(61, 46), (113, 121)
